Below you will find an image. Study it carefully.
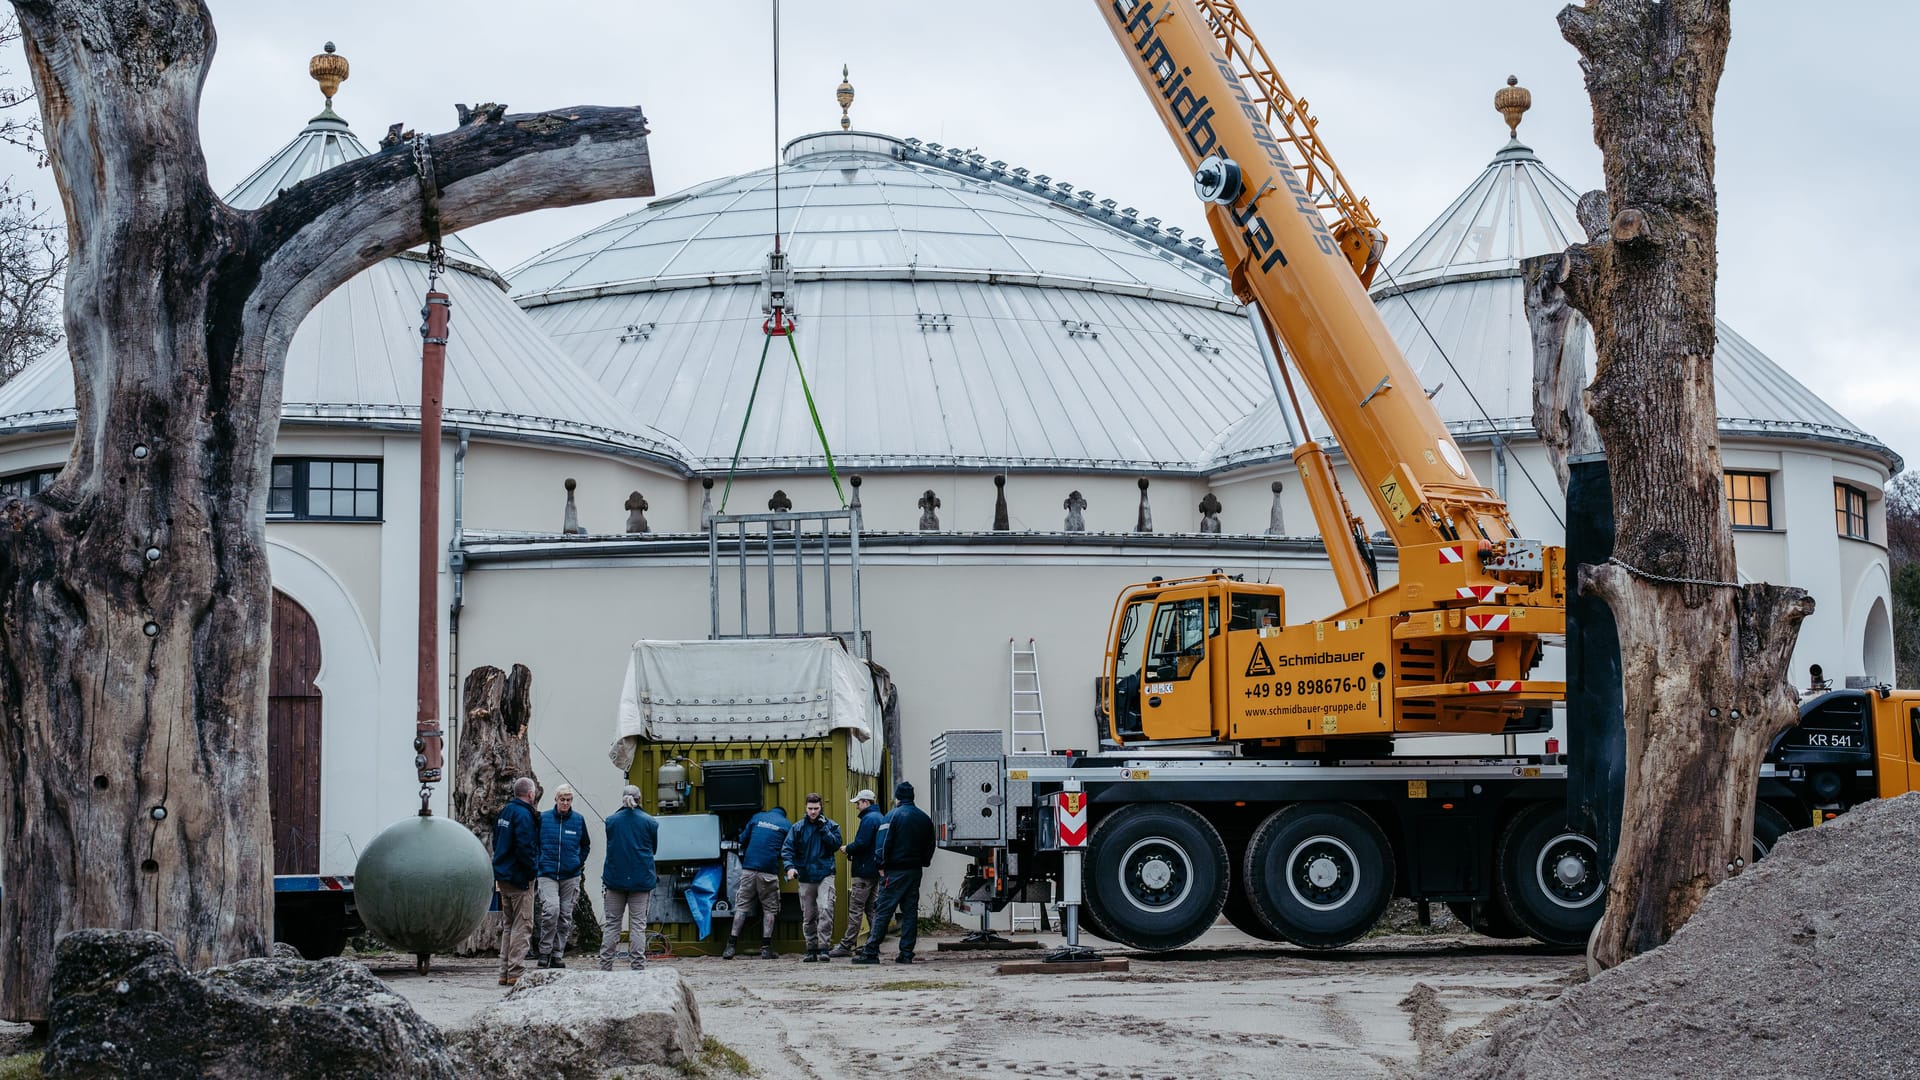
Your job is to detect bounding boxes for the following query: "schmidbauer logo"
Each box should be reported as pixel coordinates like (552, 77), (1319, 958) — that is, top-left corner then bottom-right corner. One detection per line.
(1277, 650), (1364, 668)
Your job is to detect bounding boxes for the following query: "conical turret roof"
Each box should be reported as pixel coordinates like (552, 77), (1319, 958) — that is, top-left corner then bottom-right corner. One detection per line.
(0, 107), (690, 467)
(1210, 126), (1895, 471)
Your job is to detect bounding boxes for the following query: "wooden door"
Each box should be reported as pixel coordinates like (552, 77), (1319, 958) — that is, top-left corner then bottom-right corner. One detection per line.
(268, 589), (323, 874)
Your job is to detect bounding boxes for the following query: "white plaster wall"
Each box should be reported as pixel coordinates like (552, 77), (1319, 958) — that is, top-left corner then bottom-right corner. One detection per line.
(271, 523), (384, 649)
(0, 433), (71, 476)
(454, 544), (1349, 892)
(462, 441), (682, 535)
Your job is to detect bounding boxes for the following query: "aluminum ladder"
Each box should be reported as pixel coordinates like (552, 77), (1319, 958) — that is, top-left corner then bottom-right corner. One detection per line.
(1008, 638), (1050, 754)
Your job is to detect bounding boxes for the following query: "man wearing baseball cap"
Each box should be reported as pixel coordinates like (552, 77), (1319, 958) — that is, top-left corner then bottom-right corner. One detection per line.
(830, 788), (884, 957)
(852, 780), (936, 965)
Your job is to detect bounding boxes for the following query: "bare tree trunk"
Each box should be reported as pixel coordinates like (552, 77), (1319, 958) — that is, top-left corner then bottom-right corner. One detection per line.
(452, 665), (534, 955)
(1542, 0), (1813, 970)
(0, 0), (651, 1020)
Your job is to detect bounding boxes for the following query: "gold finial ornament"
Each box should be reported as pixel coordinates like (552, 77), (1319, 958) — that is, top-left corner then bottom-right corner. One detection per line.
(836, 64), (855, 131)
(1494, 74), (1531, 138)
(310, 42), (349, 108)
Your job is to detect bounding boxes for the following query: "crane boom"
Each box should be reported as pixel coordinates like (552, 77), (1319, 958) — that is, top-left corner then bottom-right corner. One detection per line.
(1190, 0), (1387, 286)
(1100, 0), (1513, 560)
(1096, 0), (1566, 740)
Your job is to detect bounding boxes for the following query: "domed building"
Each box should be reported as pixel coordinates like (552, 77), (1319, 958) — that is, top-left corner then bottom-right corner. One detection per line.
(0, 65), (1898, 902)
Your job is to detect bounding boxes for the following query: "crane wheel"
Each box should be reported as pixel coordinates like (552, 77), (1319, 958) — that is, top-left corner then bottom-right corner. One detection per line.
(1494, 802), (1605, 948)
(1751, 802), (1792, 862)
(1241, 802), (1394, 949)
(1083, 803), (1229, 951)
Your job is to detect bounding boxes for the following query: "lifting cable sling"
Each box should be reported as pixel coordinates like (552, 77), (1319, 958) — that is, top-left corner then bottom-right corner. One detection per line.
(719, 318), (843, 512)
(719, 0), (842, 513)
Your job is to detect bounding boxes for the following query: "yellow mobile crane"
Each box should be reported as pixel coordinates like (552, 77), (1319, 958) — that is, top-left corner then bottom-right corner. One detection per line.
(928, 0), (1920, 953)
(1096, 0), (1564, 748)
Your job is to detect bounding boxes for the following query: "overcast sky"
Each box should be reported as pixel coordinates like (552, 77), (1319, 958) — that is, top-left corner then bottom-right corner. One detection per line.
(8, 1), (1916, 471)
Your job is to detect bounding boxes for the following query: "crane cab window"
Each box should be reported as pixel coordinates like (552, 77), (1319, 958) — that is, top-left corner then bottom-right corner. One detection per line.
(1147, 597), (1208, 681)
(1230, 593), (1282, 632)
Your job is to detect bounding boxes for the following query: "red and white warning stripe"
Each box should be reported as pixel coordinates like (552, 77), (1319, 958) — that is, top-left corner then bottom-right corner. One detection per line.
(1438, 545), (1465, 564)
(1465, 614), (1510, 633)
(1455, 584), (1508, 601)
(1467, 680), (1520, 693)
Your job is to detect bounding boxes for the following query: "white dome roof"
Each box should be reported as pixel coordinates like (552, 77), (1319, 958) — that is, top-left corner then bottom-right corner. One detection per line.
(515, 131), (1277, 473)
(511, 131), (1232, 305)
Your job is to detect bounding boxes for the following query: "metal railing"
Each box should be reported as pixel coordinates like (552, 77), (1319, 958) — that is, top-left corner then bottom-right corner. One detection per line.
(707, 506), (865, 659)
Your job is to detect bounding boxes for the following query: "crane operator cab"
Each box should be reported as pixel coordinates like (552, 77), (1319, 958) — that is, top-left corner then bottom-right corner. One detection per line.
(1106, 574), (1286, 744)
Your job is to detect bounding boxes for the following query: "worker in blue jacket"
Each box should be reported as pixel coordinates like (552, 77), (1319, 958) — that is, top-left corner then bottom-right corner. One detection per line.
(722, 804), (791, 959)
(535, 783), (592, 969)
(853, 781), (937, 965)
(491, 776), (540, 985)
(600, 784), (659, 971)
(782, 793), (844, 962)
(831, 789), (884, 957)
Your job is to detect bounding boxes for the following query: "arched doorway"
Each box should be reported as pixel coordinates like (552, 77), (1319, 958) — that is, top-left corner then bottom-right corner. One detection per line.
(1864, 596), (1894, 684)
(269, 589), (323, 874)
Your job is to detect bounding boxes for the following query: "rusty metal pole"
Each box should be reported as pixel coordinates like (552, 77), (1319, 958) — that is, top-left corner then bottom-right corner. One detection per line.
(414, 289), (451, 813)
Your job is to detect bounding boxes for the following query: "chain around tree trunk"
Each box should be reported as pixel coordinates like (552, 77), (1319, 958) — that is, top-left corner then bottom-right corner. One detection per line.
(1604, 556), (1742, 591)
(412, 132), (446, 282)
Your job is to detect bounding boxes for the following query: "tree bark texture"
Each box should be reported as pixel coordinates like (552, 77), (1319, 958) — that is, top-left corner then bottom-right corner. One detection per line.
(1522, 253), (1600, 497)
(451, 664), (534, 956)
(0, 0), (651, 1020)
(1549, 0), (1812, 969)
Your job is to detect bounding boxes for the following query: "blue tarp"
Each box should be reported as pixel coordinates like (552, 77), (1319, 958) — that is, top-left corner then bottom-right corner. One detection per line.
(685, 862), (724, 938)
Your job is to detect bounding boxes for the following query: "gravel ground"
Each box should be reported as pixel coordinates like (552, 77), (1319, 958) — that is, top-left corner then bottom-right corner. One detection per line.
(1420, 791), (1920, 1080)
(377, 928), (1583, 1079)
(8, 797), (1912, 1077)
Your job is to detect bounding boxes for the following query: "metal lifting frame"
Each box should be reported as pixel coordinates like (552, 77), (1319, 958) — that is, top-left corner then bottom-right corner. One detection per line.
(707, 505), (865, 659)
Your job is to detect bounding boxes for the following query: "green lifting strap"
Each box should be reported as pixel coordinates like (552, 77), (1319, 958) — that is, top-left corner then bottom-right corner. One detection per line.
(719, 328), (845, 512)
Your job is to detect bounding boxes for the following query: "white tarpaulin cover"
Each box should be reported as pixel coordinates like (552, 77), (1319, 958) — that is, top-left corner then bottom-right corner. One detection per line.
(615, 638), (877, 745)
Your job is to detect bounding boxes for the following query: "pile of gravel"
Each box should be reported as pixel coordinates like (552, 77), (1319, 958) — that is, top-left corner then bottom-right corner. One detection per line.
(1422, 791), (1920, 1080)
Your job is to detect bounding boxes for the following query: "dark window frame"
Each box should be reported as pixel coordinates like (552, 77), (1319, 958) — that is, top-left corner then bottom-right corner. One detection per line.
(1722, 470), (1773, 531)
(0, 468), (59, 500)
(268, 457), (384, 522)
(1835, 483), (1868, 540)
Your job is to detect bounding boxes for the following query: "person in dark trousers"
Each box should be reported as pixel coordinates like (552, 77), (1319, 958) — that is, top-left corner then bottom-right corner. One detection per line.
(600, 784), (659, 971)
(536, 783), (592, 968)
(830, 788), (883, 958)
(723, 804), (791, 959)
(782, 792), (844, 962)
(852, 780), (935, 965)
(492, 776), (540, 986)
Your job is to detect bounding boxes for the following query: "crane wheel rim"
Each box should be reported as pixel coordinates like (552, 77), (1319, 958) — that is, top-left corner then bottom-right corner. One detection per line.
(1534, 832), (1600, 909)
(1285, 834), (1361, 911)
(1118, 835), (1194, 913)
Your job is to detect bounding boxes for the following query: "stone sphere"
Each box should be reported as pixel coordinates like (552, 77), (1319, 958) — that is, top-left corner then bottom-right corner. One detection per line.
(354, 815), (494, 955)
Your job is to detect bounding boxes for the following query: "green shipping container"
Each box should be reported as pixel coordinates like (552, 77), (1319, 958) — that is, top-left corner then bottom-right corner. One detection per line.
(624, 730), (887, 955)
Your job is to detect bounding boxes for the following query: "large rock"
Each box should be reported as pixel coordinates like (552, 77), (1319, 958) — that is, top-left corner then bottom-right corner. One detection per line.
(447, 967), (701, 1079)
(1420, 792), (1920, 1079)
(43, 930), (458, 1079)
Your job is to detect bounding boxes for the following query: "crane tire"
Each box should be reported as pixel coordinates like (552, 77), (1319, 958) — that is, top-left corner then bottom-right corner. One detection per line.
(1751, 801), (1794, 862)
(1494, 801), (1605, 948)
(1242, 802), (1394, 949)
(1083, 803), (1229, 951)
